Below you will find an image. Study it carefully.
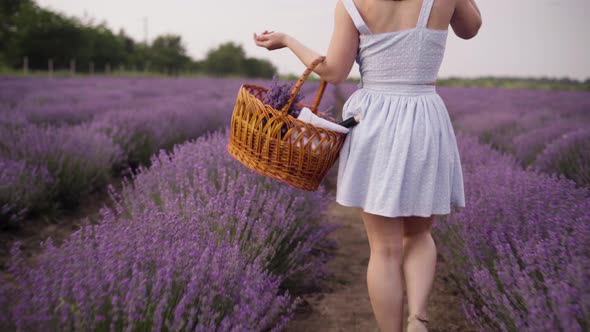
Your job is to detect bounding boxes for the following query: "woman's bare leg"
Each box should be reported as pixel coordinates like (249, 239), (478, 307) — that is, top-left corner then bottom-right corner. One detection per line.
(360, 210), (405, 332)
(402, 215), (437, 322)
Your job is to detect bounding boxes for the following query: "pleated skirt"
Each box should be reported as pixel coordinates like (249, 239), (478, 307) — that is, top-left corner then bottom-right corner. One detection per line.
(336, 84), (466, 218)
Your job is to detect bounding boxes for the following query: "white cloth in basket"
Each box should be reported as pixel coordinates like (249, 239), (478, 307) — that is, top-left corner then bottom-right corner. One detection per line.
(292, 107), (349, 150)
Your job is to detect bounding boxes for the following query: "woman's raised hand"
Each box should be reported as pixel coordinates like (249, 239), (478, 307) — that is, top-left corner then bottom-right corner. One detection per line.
(253, 30), (288, 51)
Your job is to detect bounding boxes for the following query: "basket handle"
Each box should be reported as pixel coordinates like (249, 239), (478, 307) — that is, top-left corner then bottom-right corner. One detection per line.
(280, 56), (327, 115)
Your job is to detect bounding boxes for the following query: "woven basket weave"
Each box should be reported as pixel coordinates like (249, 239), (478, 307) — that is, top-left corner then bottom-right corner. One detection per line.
(227, 56), (347, 191)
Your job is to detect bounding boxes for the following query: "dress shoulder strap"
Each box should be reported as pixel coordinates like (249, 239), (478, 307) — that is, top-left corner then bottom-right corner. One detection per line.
(416, 0), (435, 29)
(342, 0), (372, 35)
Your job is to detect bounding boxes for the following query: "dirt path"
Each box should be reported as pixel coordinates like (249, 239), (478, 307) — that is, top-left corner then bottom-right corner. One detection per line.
(285, 201), (474, 332)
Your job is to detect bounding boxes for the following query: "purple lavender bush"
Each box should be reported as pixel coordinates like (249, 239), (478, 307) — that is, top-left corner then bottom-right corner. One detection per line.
(90, 94), (233, 170)
(532, 128), (590, 187)
(512, 120), (579, 167)
(1, 217), (297, 331)
(0, 159), (54, 225)
(0, 129), (340, 331)
(444, 87), (590, 172)
(113, 129), (340, 289)
(434, 131), (590, 332)
(1, 122), (123, 210)
(0, 77), (242, 221)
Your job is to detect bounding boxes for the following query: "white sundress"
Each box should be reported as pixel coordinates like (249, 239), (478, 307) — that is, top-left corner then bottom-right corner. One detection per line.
(336, 0), (466, 218)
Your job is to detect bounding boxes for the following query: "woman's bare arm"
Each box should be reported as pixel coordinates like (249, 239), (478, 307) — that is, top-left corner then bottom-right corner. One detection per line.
(451, 0), (482, 40)
(253, 0), (358, 84)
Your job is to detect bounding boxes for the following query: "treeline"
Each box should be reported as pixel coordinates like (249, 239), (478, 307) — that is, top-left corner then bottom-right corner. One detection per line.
(437, 76), (590, 91)
(0, 0), (276, 78)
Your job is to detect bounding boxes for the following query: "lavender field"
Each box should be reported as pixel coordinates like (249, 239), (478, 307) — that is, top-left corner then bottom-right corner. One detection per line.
(0, 77), (338, 224)
(1, 77), (589, 331)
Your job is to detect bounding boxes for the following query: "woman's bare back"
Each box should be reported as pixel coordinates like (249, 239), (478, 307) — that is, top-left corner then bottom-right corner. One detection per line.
(352, 0), (481, 39)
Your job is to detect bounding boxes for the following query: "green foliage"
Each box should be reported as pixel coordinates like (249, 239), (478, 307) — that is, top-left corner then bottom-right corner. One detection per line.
(243, 57), (276, 78)
(437, 76), (590, 91)
(149, 34), (191, 74)
(203, 42), (276, 78)
(1, 1), (131, 72)
(0, 1), (277, 78)
(0, 54), (6, 71)
(203, 42), (246, 76)
(0, 0), (33, 53)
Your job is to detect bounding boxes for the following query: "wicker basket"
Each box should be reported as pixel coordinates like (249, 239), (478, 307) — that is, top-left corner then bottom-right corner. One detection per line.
(227, 56), (347, 191)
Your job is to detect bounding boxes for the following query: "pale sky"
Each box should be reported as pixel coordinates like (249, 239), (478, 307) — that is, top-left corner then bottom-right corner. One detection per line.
(37, 0), (590, 81)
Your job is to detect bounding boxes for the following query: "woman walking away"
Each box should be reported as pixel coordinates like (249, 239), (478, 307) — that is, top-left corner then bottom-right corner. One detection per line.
(254, 0), (481, 331)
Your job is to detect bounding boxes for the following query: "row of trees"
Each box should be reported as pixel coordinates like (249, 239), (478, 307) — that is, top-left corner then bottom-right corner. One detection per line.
(0, 0), (276, 77)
